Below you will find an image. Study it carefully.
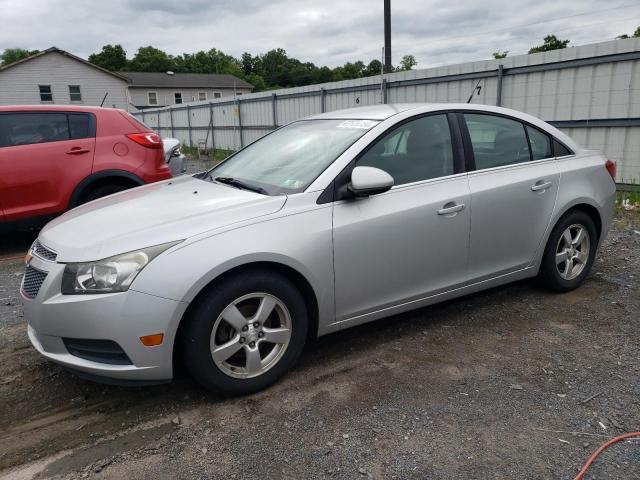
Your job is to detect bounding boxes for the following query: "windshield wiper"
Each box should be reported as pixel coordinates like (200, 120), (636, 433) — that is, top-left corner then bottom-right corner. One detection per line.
(214, 177), (267, 195)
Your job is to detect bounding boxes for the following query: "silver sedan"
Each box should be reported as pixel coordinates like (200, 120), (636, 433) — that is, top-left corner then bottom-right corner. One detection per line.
(22, 103), (617, 395)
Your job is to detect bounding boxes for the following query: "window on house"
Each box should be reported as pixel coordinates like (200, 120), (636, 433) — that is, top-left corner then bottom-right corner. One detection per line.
(148, 92), (158, 105)
(236, 92), (242, 96)
(198, 92), (207, 101)
(213, 92), (221, 99)
(68, 85), (82, 102)
(39, 85), (53, 102)
(174, 92), (182, 104)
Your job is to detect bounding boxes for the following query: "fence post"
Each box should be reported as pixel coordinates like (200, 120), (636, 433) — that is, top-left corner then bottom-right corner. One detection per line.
(236, 98), (243, 148)
(186, 105), (193, 147)
(142, 110), (146, 126)
(382, 79), (388, 104)
(320, 88), (326, 113)
(271, 93), (277, 129)
(209, 102), (215, 151)
(169, 107), (174, 138)
(496, 64), (504, 107)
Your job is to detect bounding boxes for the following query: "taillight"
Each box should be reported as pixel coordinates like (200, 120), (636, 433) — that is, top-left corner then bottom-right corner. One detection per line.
(605, 160), (616, 180)
(126, 132), (163, 149)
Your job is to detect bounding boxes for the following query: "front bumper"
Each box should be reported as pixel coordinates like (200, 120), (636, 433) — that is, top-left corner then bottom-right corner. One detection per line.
(22, 254), (188, 382)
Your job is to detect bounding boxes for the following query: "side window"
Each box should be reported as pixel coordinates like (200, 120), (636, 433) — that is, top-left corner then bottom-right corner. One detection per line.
(68, 85), (82, 102)
(526, 126), (552, 160)
(464, 113), (530, 169)
(0, 113), (69, 147)
(358, 114), (454, 185)
(68, 113), (93, 139)
(198, 92), (207, 101)
(214, 92), (221, 99)
(174, 92), (183, 104)
(553, 139), (573, 157)
(148, 92), (158, 106)
(39, 85), (53, 102)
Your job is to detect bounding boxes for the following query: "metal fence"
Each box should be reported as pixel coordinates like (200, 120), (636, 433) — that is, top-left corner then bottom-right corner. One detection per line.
(134, 38), (640, 183)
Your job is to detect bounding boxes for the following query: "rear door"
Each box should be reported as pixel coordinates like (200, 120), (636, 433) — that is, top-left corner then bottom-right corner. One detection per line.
(461, 112), (559, 282)
(332, 113), (470, 321)
(0, 112), (95, 222)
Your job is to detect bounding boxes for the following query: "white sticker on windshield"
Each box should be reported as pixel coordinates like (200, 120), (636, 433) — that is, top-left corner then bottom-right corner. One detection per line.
(337, 120), (377, 129)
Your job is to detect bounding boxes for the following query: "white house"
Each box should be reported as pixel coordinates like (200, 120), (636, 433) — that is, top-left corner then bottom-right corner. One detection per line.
(0, 47), (254, 112)
(0, 47), (130, 109)
(123, 72), (253, 110)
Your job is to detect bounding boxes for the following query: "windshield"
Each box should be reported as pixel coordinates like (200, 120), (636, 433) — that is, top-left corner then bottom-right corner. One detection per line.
(207, 119), (379, 195)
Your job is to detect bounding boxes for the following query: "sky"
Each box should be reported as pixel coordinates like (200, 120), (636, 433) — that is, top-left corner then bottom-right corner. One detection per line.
(1, 0), (639, 68)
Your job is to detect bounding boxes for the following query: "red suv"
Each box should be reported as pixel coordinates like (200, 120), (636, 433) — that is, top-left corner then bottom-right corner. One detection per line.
(0, 105), (172, 231)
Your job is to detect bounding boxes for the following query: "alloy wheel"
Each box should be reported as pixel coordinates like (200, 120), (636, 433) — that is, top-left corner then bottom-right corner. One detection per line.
(210, 293), (292, 379)
(555, 223), (590, 281)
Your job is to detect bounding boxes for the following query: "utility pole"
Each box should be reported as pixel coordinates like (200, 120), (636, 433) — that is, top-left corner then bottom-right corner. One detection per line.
(384, 0), (392, 73)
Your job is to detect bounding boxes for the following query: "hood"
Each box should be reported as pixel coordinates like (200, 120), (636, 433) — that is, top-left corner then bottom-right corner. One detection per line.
(41, 175), (287, 262)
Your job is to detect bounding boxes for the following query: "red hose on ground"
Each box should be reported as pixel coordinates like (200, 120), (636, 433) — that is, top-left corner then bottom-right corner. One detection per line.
(573, 431), (640, 480)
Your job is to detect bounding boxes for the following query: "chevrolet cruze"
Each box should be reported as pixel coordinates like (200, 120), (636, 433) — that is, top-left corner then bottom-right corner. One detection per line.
(21, 104), (617, 396)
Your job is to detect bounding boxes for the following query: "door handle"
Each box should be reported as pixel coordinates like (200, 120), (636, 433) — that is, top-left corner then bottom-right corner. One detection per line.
(531, 180), (552, 191)
(437, 202), (465, 216)
(66, 147), (91, 155)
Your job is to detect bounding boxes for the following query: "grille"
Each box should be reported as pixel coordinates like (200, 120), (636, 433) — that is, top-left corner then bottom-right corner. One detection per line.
(21, 265), (48, 299)
(62, 338), (133, 365)
(32, 240), (57, 262)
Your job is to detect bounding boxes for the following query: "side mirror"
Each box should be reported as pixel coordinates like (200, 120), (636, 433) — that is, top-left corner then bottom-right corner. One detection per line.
(347, 166), (394, 197)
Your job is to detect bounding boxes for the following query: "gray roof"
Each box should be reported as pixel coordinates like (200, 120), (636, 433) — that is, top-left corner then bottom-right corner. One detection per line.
(0, 47), (130, 81)
(122, 72), (253, 89)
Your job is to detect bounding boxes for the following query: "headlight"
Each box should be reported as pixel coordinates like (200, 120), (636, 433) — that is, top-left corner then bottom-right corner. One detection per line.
(61, 241), (181, 294)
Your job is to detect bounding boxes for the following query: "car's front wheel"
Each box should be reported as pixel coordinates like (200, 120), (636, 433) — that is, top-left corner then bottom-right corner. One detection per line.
(181, 270), (308, 396)
(539, 210), (598, 292)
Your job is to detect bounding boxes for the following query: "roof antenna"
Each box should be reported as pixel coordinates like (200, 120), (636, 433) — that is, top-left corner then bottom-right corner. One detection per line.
(99, 92), (108, 107)
(466, 79), (482, 103)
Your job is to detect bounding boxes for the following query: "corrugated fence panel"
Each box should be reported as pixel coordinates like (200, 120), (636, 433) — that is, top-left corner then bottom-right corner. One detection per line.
(133, 38), (640, 182)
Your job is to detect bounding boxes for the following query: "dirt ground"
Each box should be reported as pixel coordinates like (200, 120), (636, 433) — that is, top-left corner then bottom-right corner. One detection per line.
(0, 213), (638, 480)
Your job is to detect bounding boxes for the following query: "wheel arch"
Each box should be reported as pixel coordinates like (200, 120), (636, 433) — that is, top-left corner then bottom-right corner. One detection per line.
(172, 260), (320, 374)
(69, 170), (144, 208)
(534, 199), (604, 272)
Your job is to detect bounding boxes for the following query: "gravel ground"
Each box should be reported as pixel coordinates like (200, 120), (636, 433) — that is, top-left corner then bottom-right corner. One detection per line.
(0, 212), (638, 480)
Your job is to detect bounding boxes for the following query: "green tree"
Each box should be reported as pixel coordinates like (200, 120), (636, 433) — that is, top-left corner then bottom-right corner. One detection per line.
(398, 54), (417, 71)
(528, 35), (569, 54)
(88, 44), (128, 71)
(364, 59), (382, 76)
(492, 50), (509, 59)
(1, 48), (39, 65)
(128, 46), (174, 72)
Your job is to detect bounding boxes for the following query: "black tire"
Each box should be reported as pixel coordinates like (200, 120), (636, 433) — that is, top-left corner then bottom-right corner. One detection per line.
(539, 210), (598, 292)
(81, 184), (129, 204)
(181, 269), (308, 396)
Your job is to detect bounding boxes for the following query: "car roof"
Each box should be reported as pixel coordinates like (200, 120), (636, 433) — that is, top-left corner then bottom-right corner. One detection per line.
(306, 102), (580, 151)
(0, 105), (124, 114)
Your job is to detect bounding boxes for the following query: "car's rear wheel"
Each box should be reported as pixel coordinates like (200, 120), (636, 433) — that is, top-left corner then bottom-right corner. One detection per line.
(539, 210), (598, 292)
(181, 270), (308, 396)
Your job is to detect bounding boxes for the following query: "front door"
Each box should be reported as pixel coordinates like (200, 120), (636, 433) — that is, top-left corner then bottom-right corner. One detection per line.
(332, 113), (470, 322)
